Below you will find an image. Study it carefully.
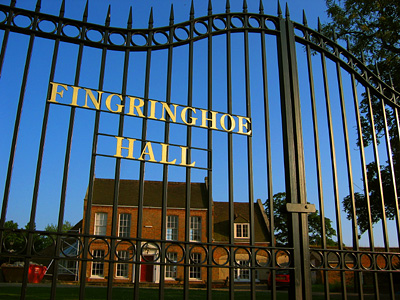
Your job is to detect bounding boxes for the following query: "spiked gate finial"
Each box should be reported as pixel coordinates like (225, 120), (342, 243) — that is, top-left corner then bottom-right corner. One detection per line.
(259, 0), (264, 15)
(208, 0), (213, 16)
(226, 0), (230, 13)
(148, 7), (153, 29)
(59, 0), (65, 17)
(190, 0), (194, 20)
(302, 10), (308, 27)
(127, 7), (132, 29)
(170, 4), (174, 25)
(83, 1), (89, 22)
(285, 3), (290, 19)
(277, 1), (282, 18)
(317, 17), (322, 32)
(243, 0), (248, 13)
(105, 5), (111, 26)
(35, 0), (41, 12)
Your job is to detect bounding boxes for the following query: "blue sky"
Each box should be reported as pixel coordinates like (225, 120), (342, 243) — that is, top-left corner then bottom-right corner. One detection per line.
(1, 0), (397, 248)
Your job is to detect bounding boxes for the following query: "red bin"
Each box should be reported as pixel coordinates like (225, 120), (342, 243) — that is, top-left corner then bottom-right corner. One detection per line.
(28, 264), (47, 283)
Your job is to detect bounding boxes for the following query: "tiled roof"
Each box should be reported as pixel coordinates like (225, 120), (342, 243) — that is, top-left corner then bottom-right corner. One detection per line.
(87, 178), (209, 209)
(213, 201), (270, 242)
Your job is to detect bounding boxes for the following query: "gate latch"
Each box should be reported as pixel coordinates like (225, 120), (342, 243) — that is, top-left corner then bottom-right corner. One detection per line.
(286, 203), (316, 213)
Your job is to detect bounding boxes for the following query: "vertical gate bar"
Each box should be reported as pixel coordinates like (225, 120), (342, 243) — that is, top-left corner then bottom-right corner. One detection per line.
(364, 84), (389, 300)
(0, 1), (37, 252)
(242, 8), (256, 300)
(79, 5), (110, 299)
(50, 3), (88, 299)
(158, 6), (175, 300)
(36, 2), (66, 299)
(10, 2), (41, 298)
(0, 0), (15, 78)
(303, 19), (331, 300)
(133, 9), (153, 299)
(285, 9), (311, 300)
(106, 7), (132, 300)
(184, 3), (194, 299)
(259, 4), (277, 299)
(358, 81), (380, 297)
(320, 41), (347, 299)
(365, 67), (395, 300)
(206, 1), (213, 299)
(276, 6), (303, 299)
(334, 37), (362, 300)
(388, 77), (400, 247)
(348, 54), (367, 300)
(376, 77), (396, 300)
(392, 106), (400, 245)
(224, 2), (235, 298)
(0, 0), (22, 245)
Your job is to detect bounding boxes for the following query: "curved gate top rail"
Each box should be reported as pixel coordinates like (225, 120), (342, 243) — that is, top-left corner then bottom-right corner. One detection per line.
(1, 0), (399, 108)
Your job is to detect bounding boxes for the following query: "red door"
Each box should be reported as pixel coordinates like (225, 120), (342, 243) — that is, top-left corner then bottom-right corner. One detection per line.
(140, 255), (154, 282)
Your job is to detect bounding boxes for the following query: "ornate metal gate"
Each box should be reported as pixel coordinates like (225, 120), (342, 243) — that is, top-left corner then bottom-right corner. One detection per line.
(0, 1), (399, 299)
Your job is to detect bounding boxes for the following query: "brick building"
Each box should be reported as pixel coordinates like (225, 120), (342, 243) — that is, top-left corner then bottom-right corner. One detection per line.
(82, 178), (271, 284)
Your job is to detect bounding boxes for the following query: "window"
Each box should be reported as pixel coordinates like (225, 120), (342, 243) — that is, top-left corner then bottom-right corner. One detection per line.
(234, 260), (250, 281)
(165, 252), (177, 279)
(94, 212), (107, 235)
(118, 214), (131, 238)
(190, 216), (201, 241)
(91, 250), (105, 278)
(116, 250), (129, 278)
(189, 253), (201, 279)
(59, 260), (77, 275)
(166, 215), (178, 241)
(234, 223), (249, 238)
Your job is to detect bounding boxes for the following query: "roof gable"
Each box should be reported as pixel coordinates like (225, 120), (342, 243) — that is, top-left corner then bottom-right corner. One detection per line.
(213, 201), (270, 242)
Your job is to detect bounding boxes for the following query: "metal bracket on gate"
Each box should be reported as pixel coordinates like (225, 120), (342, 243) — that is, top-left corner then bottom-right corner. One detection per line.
(286, 203), (316, 213)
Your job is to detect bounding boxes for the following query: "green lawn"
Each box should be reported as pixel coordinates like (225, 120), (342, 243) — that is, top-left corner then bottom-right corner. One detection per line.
(2, 285), (395, 300)
(0, 286), (287, 300)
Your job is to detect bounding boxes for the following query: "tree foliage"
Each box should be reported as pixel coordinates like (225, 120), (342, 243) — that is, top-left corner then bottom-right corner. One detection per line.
(45, 221), (73, 234)
(265, 193), (337, 246)
(2, 220), (74, 256)
(323, 0), (400, 90)
(323, 0), (400, 238)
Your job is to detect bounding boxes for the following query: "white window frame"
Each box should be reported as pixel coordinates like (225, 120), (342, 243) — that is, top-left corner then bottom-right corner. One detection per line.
(234, 260), (250, 281)
(189, 252), (201, 280)
(234, 223), (249, 239)
(166, 215), (178, 241)
(116, 250), (129, 279)
(190, 216), (201, 241)
(165, 252), (177, 279)
(91, 249), (105, 278)
(94, 212), (107, 236)
(118, 213), (131, 238)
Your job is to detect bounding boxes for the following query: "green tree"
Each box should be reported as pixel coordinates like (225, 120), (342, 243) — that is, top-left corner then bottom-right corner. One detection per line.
(39, 221), (74, 250)
(45, 221), (73, 233)
(323, 0), (400, 90)
(3, 220), (26, 254)
(322, 0), (400, 237)
(265, 192), (337, 246)
(2, 220), (74, 256)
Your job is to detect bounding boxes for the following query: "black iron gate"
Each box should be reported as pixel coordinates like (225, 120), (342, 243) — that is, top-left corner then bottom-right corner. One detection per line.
(0, 1), (399, 299)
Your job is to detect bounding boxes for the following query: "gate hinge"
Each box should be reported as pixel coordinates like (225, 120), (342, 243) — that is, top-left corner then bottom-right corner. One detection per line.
(286, 203), (316, 213)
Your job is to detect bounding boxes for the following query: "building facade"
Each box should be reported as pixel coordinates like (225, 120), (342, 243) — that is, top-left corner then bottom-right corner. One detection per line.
(82, 178), (271, 284)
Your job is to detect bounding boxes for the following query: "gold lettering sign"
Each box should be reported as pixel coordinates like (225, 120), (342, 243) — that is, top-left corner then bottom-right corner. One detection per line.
(114, 137), (195, 167)
(48, 82), (252, 169)
(48, 82), (252, 136)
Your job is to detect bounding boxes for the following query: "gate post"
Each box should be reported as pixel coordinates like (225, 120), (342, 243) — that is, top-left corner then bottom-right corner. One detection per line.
(277, 6), (312, 300)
